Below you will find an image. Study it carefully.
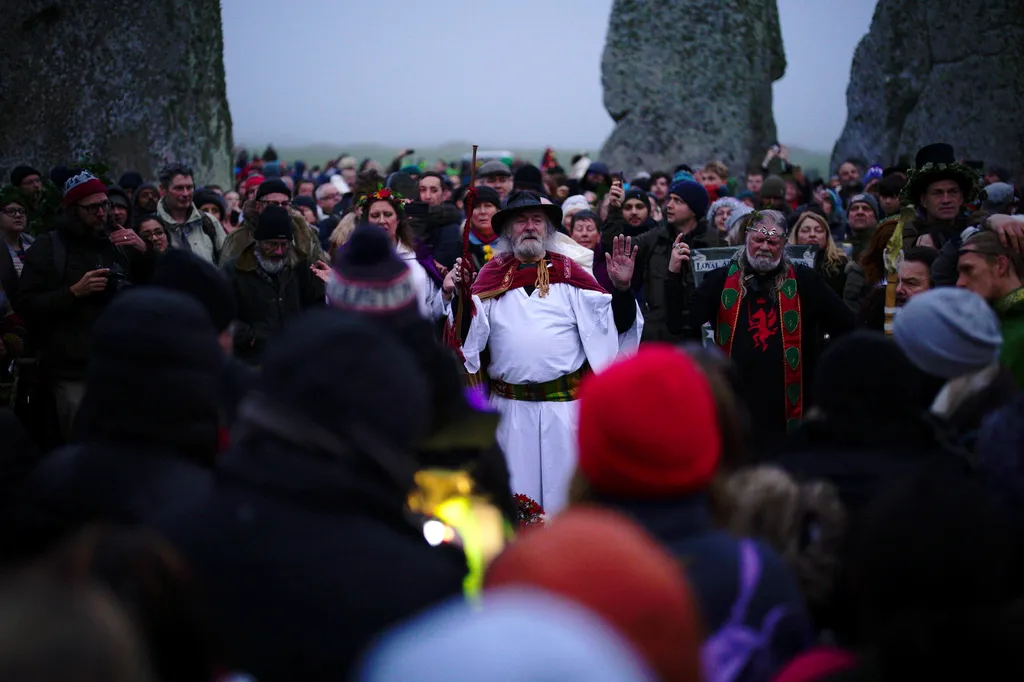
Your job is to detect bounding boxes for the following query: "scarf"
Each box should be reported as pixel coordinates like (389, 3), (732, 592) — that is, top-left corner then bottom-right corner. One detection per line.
(716, 260), (804, 431)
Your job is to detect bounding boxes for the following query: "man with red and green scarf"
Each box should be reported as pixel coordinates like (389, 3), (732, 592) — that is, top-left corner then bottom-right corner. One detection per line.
(685, 210), (855, 450)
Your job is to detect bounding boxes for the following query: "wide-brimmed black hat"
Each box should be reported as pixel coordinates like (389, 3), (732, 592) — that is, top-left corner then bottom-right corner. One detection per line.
(901, 143), (984, 206)
(490, 190), (562, 234)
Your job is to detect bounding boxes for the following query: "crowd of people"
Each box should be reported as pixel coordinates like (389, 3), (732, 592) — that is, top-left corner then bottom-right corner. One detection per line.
(0, 138), (1022, 682)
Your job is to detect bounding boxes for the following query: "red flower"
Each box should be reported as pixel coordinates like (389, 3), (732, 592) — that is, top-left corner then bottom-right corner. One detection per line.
(378, 189), (391, 200)
(513, 493), (545, 528)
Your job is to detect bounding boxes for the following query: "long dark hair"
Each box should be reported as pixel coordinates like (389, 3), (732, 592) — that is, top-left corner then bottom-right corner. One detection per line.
(860, 219), (897, 286)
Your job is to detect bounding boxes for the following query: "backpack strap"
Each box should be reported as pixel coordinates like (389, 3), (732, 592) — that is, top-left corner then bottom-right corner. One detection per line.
(200, 212), (222, 259)
(727, 539), (762, 626)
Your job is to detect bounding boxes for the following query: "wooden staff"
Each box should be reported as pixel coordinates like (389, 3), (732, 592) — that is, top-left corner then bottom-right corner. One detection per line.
(453, 144), (478, 344)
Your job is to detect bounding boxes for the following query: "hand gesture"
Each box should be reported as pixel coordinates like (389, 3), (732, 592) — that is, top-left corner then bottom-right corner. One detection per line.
(605, 235), (638, 292)
(608, 180), (625, 208)
(70, 269), (110, 298)
(988, 215), (1024, 253)
(443, 257), (475, 300)
(109, 228), (146, 252)
(310, 260), (331, 283)
(778, 144), (790, 161)
(668, 233), (690, 274)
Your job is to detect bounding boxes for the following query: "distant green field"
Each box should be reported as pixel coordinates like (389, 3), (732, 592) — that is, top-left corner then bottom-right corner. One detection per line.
(257, 142), (833, 178)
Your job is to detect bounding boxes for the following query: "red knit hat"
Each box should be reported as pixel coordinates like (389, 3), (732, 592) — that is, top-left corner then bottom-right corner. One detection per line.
(577, 344), (721, 498)
(243, 174), (266, 194)
(61, 171), (108, 207)
(485, 507), (702, 682)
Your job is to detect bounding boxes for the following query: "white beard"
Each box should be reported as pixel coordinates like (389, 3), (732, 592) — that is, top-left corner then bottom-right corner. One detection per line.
(255, 249), (288, 274)
(749, 252), (782, 273)
(513, 234), (546, 261)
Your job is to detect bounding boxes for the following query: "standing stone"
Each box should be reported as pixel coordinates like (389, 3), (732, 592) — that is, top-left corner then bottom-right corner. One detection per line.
(0, 0), (233, 187)
(599, 0), (786, 177)
(832, 0), (1024, 179)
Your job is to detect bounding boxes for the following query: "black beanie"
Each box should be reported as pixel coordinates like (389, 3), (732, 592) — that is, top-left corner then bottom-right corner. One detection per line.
(73, 289), (224, 462)
(514, 164), (544, 192)
(292, 195), (317, 217)
(474, 186), (501, 209)
(328, 223), (419, 323)
(258, 310), (431, 456)
(254, 205), (293, 241)
(10, 166), (40, 187)
(255, 178), (292, 201)
(118, 171), (144, 193)
(152, 249), (238, 332)
(193, 189), (226, 219)
(624, 187), (651, 211)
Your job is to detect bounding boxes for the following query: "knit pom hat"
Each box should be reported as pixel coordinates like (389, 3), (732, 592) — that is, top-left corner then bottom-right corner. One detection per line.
(253, 205), (293, 241)
(893, 288), (1002, 380)
(485, 507), (703, 682)
(62, 170), (107, 207)
(577, 344), (721, 497)
(560, 194), (590, 217)
(327, 223), (419, 322)
(668, 180), (710, 222)
(152, 249), (238, 332)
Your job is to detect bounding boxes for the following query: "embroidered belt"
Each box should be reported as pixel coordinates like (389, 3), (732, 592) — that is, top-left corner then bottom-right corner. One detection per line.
(491, 362), (590, 402)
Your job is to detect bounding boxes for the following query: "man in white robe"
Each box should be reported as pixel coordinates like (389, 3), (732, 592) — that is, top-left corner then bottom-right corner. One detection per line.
(441, 191), (642, 513)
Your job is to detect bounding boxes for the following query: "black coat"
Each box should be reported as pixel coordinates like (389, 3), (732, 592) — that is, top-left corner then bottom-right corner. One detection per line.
(683, 262), (855, 450)
(17, 216), (154, 379)
(604, 214), (721, 342)
(222, 245), (325, 364)
(3, 443), (213, 562)
(158, 438), (467, 682)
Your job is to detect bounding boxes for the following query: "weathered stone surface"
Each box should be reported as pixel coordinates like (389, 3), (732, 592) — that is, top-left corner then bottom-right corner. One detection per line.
(0, 1), (233, 187)
(832, 0), (1024, 177)
(599, 0), (786, 176)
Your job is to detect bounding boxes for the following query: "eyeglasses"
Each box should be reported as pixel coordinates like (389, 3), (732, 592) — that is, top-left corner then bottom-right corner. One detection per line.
(2, 207), (26, 218)
(259, 199), (291, 208)
(78, 201), (111, 214)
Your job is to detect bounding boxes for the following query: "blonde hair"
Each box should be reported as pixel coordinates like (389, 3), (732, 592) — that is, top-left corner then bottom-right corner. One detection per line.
(720, 466), (845, 622)
(788, 211), (848, 278)
(703, 160), (729, 181)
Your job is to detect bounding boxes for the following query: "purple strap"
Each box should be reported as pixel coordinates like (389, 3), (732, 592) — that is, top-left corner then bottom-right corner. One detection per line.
(413, 240), (445, 286)
(728, 539), (761, 626)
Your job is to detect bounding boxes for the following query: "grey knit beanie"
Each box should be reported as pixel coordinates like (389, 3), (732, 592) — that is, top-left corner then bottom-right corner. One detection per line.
(893, 287), (1002, 379)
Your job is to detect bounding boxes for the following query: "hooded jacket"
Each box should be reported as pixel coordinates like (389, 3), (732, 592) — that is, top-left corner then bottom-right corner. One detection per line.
(221, 200), (327, 266)
(155, 197), (226, 263)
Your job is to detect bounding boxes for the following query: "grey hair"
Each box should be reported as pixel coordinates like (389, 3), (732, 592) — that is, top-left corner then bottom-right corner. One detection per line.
(492, 217), (559, 257)
(743, 209), (789, 242)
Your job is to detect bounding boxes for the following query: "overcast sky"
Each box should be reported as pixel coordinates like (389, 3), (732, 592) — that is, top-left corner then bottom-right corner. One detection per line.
(222, 0), (877, 152)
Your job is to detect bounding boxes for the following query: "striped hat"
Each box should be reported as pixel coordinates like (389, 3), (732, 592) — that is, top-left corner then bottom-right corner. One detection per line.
(327, 224), (419, 322)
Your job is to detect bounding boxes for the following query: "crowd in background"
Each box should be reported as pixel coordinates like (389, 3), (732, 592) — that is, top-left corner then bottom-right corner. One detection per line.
(0, 138), (1021, 682)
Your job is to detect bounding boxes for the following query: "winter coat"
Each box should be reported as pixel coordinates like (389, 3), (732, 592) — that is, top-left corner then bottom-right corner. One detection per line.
(155, 198), (226, 264)
(220, 201), (327, 266)
(158, 438), (467, 682)
(604, 213), (721, 342)
(5, 443), (214, 560)
(16, 215), (154, 379)
(222, 244), (325, 365)
(602, 495), (812, 682)
(841, 263), (876, 315)
(408, 203), (463, 269)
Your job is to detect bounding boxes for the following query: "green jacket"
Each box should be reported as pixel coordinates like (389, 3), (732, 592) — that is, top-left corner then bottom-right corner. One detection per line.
(995, 288), (1024, 389)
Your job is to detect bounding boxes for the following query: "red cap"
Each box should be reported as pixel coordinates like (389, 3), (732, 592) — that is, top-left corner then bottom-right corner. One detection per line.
(243, 174), (266, 193)
(485, 507), (703, 682)
(577, 344), (721, 498)
(61, 171), (108, 207)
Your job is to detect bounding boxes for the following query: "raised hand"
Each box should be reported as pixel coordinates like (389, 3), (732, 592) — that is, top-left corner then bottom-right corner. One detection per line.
(668, 233), (690, 274)
(310, 260), (331, 283)
(605, 234), (638, 292)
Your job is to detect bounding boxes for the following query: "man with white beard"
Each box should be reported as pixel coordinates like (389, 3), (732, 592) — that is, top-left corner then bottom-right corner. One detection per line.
(441, 191), (643, 513)
(684, 209), (854, 448)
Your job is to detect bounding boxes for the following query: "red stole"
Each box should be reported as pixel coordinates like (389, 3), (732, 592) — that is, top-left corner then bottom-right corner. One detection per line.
(472, 251), (607, 300)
